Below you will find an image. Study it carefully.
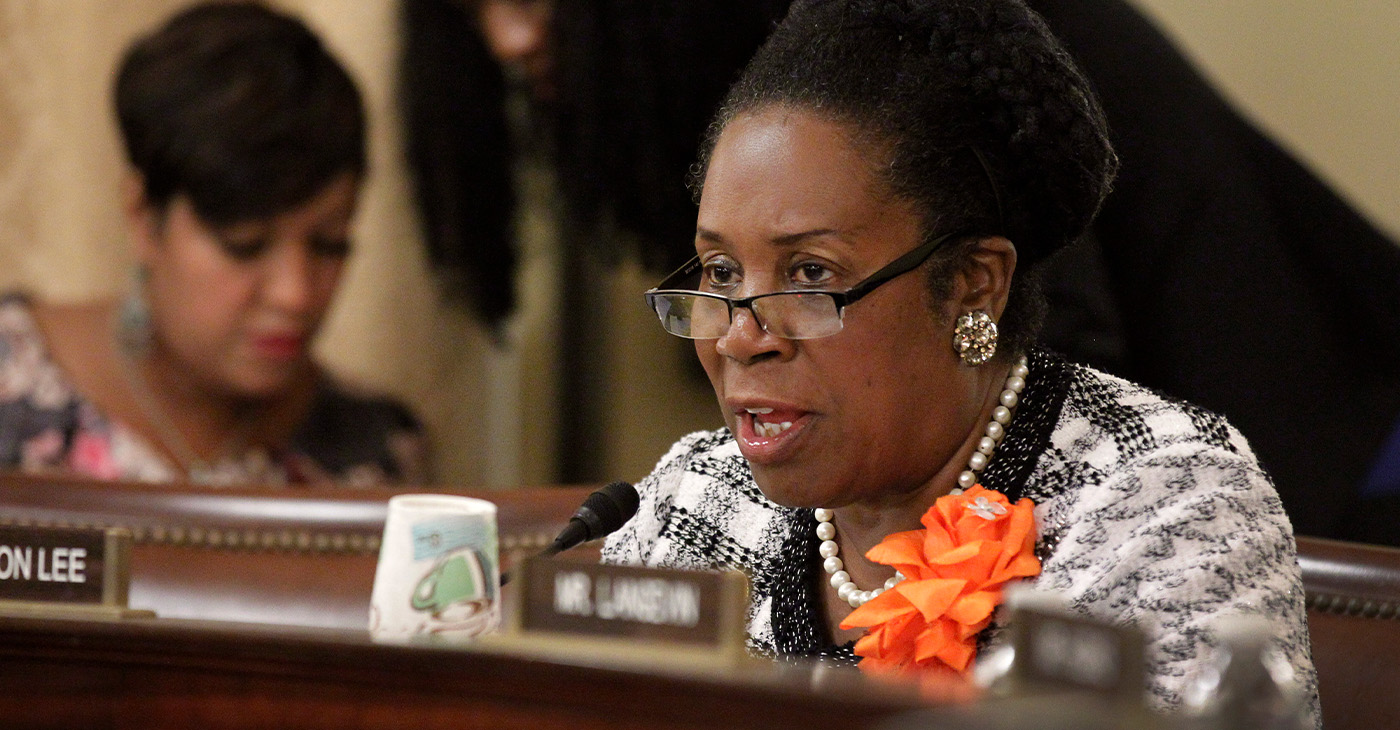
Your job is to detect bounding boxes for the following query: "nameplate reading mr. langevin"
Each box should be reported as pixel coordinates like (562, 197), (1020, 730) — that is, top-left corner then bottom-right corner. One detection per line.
(0, 525), (134, 608)
(517, 558), (749, 654)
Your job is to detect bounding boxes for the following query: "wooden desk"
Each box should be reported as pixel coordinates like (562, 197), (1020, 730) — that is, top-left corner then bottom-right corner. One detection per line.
(5, 477), (1385, 728)
(0, 614), (930, 730)
(0, 476), (944, 728)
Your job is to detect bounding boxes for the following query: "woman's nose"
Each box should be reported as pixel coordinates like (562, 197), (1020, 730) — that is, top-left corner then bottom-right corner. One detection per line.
(714, 306), (793, 365)
(262, 242), (322, 316)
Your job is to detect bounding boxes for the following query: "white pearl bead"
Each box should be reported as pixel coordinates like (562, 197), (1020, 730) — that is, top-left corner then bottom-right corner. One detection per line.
(978, 436), (996, 455)
(823, 556), (844, 574)
(958, 470), (977, 488)
(1012, 362), (1029, 379)
(985, 421), (1004, 440)
(884, 576), (901, 590)
(814, 508), (833, 522)
(830, 570), (851, 588)
(871, 587), (884, 598)
(816, 522), (836, 541)
(848, 592), (865, 608)
(969, 451), (988, 472)
(819, 540), (839, 558)
(1000, 390), (1018, 408)
(837, 582), (857, 601)
(993, 406), (1011, 424)
(1005, 375), (1025, 393)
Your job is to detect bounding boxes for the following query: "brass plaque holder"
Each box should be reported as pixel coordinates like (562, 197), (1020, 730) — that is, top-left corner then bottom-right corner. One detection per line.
(0, 600), (154, 621)
(0, 527), (154, 621)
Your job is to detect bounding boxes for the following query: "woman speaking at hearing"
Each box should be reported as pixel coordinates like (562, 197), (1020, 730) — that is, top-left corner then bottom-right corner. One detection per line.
(602, 0), (1319, 724)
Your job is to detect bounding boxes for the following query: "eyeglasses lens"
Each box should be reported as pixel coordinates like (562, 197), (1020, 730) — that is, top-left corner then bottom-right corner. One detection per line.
(651, 292), (842, 340)
(651, 294), (701, 339)
(754, 293), (841, 339)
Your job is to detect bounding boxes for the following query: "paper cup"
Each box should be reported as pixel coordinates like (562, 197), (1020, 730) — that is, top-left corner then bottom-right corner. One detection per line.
(369, 494), (500, 640)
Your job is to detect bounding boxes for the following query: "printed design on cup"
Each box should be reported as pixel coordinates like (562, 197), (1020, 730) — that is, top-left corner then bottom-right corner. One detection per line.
(369, 494), (501, 640)
(409, 520), (497, 635)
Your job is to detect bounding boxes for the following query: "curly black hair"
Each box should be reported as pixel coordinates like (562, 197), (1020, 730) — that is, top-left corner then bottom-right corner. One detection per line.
(115, 1), (366, 226)
(692, 0), (1118, 355)
(400, 0), (791, 328)
(401, 0), (518, 327)
(549, 1), (793, 271)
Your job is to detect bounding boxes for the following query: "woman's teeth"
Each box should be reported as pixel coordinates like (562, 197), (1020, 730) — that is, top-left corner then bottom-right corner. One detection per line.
(754, 421), (792, 438)
(745, 409), (792, 438)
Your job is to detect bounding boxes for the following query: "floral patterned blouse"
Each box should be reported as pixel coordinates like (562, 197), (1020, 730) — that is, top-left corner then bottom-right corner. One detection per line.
(0, 293), (427, 487)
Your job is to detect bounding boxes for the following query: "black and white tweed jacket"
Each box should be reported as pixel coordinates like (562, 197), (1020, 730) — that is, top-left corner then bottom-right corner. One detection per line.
(603, 351), (1319, 726)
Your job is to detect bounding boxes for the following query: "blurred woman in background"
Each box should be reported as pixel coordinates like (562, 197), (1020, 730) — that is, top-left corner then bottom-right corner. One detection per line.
(0, 2), (426, 486)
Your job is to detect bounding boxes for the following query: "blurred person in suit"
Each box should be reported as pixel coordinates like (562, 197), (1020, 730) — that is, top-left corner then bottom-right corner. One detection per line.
(0, 2), (427, 486)
(1027, 0), (1400, 546)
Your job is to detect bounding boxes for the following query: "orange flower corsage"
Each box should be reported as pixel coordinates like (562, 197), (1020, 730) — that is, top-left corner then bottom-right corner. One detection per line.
(839, 484), (1040, 677)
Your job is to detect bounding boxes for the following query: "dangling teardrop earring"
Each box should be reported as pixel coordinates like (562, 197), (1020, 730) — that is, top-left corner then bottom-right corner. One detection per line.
(116, 266), (153, 357)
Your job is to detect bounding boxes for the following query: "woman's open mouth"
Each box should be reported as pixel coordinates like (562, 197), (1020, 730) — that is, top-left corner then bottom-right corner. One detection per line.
(735, 405), (812, 463)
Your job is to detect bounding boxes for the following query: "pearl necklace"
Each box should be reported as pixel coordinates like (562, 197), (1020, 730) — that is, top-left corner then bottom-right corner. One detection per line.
(817, 355), (1029, 608)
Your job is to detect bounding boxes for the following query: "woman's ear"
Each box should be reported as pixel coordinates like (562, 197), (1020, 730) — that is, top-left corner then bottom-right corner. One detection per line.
(122, 171), (161, 265)
(955, 236), (1017, 320)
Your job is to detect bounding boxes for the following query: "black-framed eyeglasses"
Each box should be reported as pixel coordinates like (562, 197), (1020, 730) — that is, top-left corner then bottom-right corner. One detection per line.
(643, 230), (965, 340)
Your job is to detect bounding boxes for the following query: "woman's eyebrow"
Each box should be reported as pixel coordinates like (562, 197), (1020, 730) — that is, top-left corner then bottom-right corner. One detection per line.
(694, 226), (842, 248)
(695, 227), (724, 244)
(771, 228), (837, 246)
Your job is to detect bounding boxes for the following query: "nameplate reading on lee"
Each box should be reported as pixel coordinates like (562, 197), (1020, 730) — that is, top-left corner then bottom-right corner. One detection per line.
(518, 558), (747, 649)
(0, 525), (124, 605)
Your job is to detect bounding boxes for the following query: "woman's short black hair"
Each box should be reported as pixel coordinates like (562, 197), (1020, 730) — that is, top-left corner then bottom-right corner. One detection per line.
(114, 1), (366, 225)
(693, 0), (1118, 355)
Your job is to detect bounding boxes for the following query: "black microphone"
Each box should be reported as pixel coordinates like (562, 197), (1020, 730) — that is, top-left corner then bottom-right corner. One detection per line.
(543, 481), (639, 557)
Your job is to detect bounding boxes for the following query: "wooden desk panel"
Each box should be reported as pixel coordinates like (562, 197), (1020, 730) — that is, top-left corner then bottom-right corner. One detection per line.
(7, 478), (1390, 728)
(0, 616), (928, 730)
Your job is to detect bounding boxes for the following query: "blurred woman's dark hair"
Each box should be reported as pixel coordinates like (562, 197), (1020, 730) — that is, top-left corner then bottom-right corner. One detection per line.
(693, 0), (1118, 356)
(400, 0), (792, 328)
(114, 1), (366, 226)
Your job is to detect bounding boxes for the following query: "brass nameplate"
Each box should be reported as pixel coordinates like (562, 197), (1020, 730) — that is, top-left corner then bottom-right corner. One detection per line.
(516, 558), (749, 655)
(0, 526), (143, 614)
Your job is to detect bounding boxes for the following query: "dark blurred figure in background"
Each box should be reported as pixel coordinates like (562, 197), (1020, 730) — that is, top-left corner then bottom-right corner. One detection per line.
(0, 2), (427, 487)
(400, 0), (791, 482)
(1028, 0), (1400, 545)
(399, 0), (790, 327)
(398, 0), (1399, 544)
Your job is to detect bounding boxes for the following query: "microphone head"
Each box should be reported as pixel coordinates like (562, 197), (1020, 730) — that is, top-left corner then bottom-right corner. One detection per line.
(546, 481), (640, 557)
(578, 481), (639, 537)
